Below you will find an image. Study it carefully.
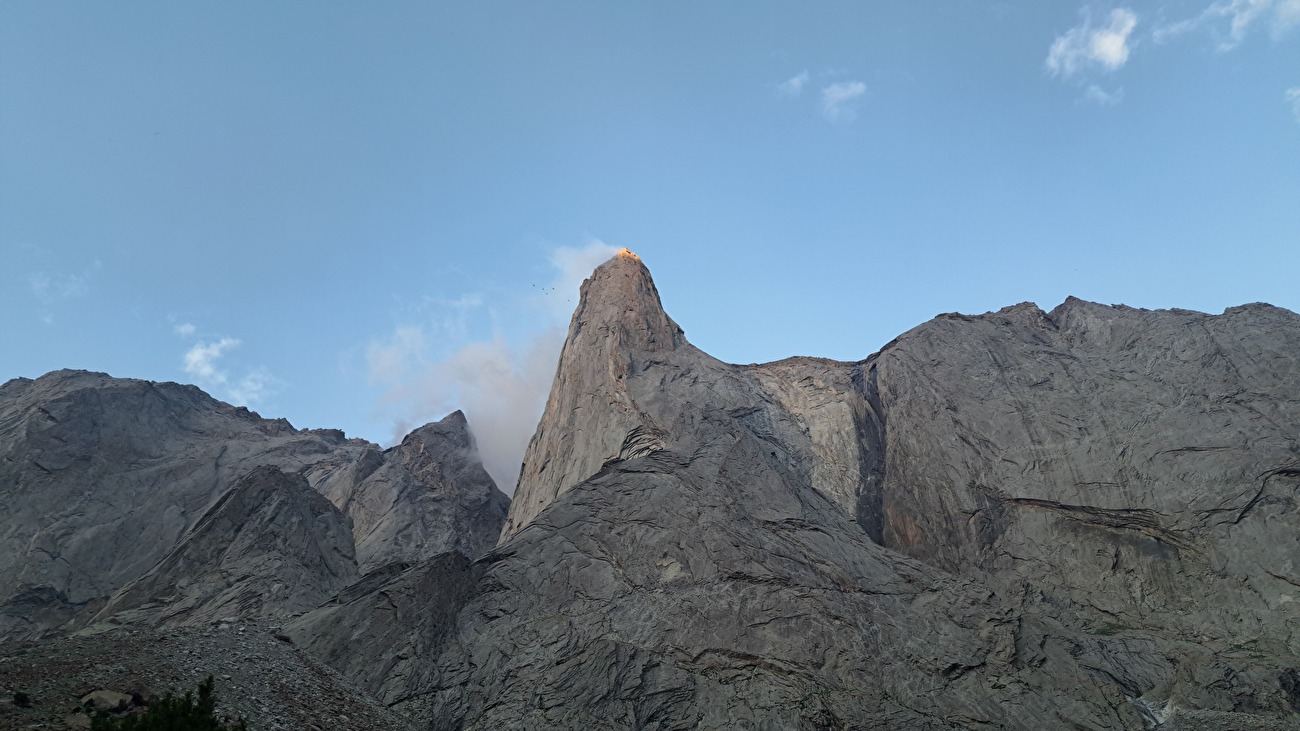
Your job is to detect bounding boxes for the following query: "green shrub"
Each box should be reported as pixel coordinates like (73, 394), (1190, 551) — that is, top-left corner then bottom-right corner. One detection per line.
(12, 690), (31, 708)
(89, 676), (246, 731)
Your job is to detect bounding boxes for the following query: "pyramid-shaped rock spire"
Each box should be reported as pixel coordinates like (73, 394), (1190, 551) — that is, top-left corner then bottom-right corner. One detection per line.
(502, 249), (686, 537)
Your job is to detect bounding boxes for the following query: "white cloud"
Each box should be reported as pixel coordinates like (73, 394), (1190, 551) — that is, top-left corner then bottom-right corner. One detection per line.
(1047, 8), (1139, 77)
(820, 81), (867, 123)
(776, 70), (810, 98)
(183, 337), (241, 384)
(174, 322), (196, 337)
(375, 331), (564, 494)
(1081, 84), (1125, 105)
(227, 368), (280, 407)
(1279, 0), (1300, 33)
(181, 336), (278, 407)
(367, 240), (623, 493)
(1154, 0), (1300, 49)
(1287, 86), (1300, 121)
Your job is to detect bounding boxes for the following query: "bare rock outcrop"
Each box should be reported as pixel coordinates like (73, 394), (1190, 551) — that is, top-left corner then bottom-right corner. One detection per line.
(505, 249), (881, 538)
(0, 369), (507, 640)
(282, 551), (481, 705)
(95, 466), (359, 626)
(504, 248), (688, 537)
(465, 252), (1300, 728)
(868, 298), (1300, 715)
(308, 412), (509, 573)
(420, 420), (1142, 729)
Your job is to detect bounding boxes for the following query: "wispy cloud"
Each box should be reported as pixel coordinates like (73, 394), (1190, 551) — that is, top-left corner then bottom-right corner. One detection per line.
(1154, 0), (1300, 49)
(29, 272), (90, 303)
(28, 264), (99, 324)
(1047, 8), (1139, 78)
(367, 240), (620, 493)
(227, 369), (279, 407)
(180, 333), (280, 407)
(366, 325), (427, 386)
(1081, 84), (1125, 106)
(820, 81), (867, 123)
(776, 70), (810, 98)
(1287, 86), (1300, 122)
(183, 337), (241, 384)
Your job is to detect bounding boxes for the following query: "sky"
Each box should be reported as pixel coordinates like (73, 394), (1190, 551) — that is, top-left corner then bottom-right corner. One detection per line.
(3, 1), (1299, 492)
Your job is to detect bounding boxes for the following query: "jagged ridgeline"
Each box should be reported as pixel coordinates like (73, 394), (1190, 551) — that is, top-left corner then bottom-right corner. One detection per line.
(2, 249), (1298, 730)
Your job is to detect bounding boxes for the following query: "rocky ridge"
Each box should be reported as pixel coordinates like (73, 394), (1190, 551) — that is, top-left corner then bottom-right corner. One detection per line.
(413, 250), (1298, 728)
(3, 249), (1299, 730)
(0, 369), (508, 641)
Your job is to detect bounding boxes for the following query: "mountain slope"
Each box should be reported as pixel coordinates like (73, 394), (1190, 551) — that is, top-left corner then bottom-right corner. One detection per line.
(95, 466), (359, 626)
(454, 251), (1300, 727)
(309, 412), (509, 573)
(0, 369), (508, 639)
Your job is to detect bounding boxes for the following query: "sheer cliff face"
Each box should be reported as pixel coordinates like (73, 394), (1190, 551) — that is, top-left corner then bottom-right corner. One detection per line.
(505, 249), (880, 538)
(478, 253), (1300, 724)
(0, 370), (507, 639)
(871, 299), (1300, 655)
(95, 466), (360, 626)
(309, 411), (509, 573)
(504, 249), (688, 537)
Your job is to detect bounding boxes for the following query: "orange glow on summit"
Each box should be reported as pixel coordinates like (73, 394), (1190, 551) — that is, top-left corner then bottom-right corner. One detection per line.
(616, 248), (641, 261)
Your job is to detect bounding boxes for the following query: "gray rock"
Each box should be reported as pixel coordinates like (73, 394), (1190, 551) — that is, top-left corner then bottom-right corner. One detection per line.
(95, 466), (359, 626)
(0, 370), (507, 639)
(420, 421), (1140, 729)
(283, 552), (480, 705)
(505, 248), (687, 538)
(471, 252), (1300, 727)
(867, 297), (1300, 715)
(308, 412), (509, 573)
(79, 689), (132, 712)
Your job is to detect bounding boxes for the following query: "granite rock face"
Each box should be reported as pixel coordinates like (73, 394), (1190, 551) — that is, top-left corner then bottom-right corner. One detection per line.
(422, 421), (1140, 729)
(308, 412), (509, 574)
(95, 466), (359, 626)
(283, 551), (482, 706)
(0, 369), (507, 639)
(6, 250), (1299, 729)
(461, 251), (1300, 728)
(868, 298), (1300, 715)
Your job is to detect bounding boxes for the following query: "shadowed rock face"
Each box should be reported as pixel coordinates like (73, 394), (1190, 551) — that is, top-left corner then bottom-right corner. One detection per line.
(284, 551), (482, 706)
(96, 466), (359, 625)
(0, 369), (508, 639)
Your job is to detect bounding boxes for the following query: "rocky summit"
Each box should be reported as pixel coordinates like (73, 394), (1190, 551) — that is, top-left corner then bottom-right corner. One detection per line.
(2, 250), (1299, 730)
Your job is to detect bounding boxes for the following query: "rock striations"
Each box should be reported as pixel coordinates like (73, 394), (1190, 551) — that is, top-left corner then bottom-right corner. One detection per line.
(3, 250), (1299, 730)
(308, 411), (507, 573)
(0, 370), (508, 641)
(403, 251), (1298, 728)
(95, 466), (359, 626)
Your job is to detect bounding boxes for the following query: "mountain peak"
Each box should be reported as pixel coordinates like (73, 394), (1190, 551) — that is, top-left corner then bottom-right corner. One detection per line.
(571, 249), (683, 353)
(503, 252), (687, 537)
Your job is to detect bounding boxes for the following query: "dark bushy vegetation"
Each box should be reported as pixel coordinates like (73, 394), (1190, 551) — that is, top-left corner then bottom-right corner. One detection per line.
(89, 676), (246, 731)
(12, 690), (31, 707)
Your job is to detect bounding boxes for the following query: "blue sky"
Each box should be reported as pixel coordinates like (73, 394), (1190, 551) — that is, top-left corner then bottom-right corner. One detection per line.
(3, 1), (1298, 491)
